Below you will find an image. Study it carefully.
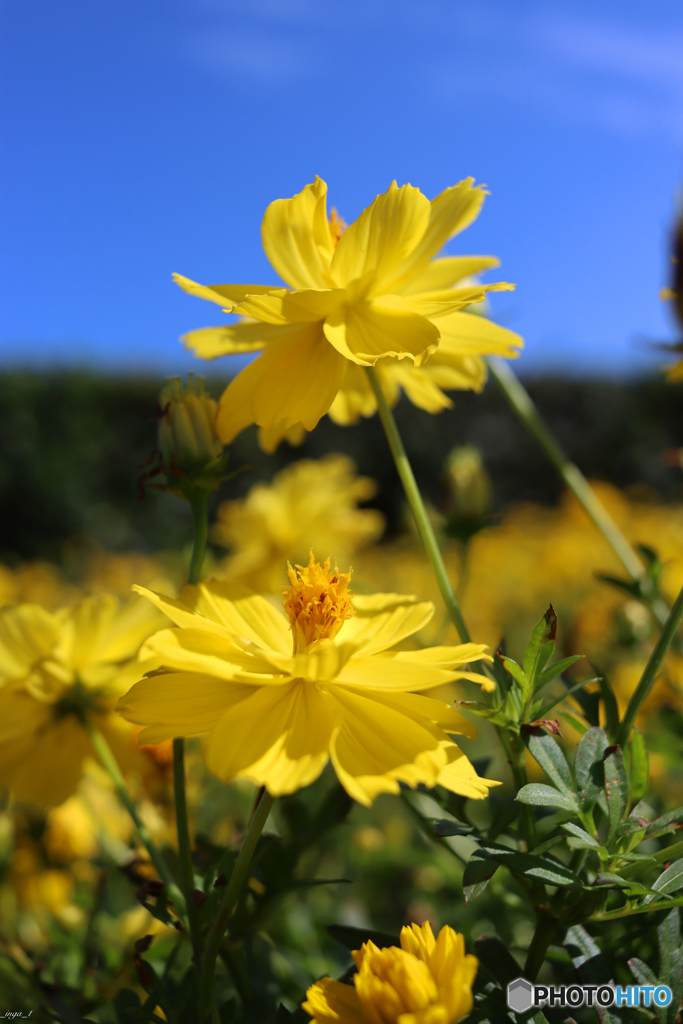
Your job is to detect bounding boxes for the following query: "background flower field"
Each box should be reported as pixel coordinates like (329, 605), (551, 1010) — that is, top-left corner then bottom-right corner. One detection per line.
(2, 367), (683, 1018)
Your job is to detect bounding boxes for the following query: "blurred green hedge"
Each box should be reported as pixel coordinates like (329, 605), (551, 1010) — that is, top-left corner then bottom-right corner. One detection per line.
(1, 370), (682, 563)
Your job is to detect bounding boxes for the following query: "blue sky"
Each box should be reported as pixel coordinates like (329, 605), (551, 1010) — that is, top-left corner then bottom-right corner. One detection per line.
(2, 0), (683, 377)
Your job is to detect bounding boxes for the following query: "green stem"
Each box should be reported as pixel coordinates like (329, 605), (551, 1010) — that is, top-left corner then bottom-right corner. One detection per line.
(172, 491), (210, 964)
(615, 584), (683, 747)
(198, 791), (276, 1021)
(487, 358), (673, 628)
(87, 724), (187, 915)
(187, 492), (209, 586)
(365, 366), (471, 643)
(524, 910), (557, 981)
(173, 737), (202, 966)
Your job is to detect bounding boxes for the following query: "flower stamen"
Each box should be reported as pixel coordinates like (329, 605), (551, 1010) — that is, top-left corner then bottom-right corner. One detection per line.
(283, 552), (353, 653)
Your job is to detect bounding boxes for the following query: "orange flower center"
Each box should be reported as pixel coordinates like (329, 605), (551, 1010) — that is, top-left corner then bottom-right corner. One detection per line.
(283, 552), (353, 653)
(328, 208), (347, 248)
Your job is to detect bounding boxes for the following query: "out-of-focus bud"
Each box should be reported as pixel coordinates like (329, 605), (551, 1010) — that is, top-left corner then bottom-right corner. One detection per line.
(158, 375), (223, 472)
(140, 374), (230, 501)
(443, 445), (492, 542)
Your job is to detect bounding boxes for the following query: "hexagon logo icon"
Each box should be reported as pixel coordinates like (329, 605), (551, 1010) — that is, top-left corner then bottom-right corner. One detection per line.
(508, 978), (534, 1013)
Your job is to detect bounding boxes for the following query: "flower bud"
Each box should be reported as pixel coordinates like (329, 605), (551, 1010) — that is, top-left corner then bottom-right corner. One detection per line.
(443, 445), (492, 541)
(153, 375), (228, 500)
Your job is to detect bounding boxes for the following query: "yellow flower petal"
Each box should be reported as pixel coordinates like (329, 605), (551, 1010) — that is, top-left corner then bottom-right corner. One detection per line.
(261, 176), (336, 291)
(326, 686), (448, 805)
(232, 288), (344, 325)
(341, 598), (434, 655)
(324, 303), (439, 367)
(133, 582), (291, 654)
(303, 976), (368, 1024)
(142, 628), (289, 682)
(436, 749), (501, 798)
(389, 180), (487, 289)
(206, 680), (334, 794)
(0, 604), (58, 684)
(173, 273), (276, 310)
(336, 654), (467, 692)
(376, 691), (476, 738)
(182, 321), (295, 360)
(330, 181), (431, 293)
(117, 670), (253, 740)
(388, 362), (456, 413)
(215, 326), (347, 442)
(432, 310), (523, 357)
(400, 256), (501, 295)
(327, 362), (398, 425)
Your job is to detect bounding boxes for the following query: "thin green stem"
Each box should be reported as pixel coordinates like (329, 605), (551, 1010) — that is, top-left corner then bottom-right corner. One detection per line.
(487, 358), (673, 628)
(365, 366), (471, 643)
(171, 491), (210, 964)
(524, 910), (557, 981)
(187, 492), (209, 586)
(173, 737), (202, 967)
(198, 791), (276, 1021)
(616, 584), (683, 747)
(87, 724), (187, 916)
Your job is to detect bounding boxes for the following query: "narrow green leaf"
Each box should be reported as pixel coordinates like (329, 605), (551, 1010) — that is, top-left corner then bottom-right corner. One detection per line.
(526, 732), (574, 793)
(658, 909), (683, 1024)
(479, 842), (582, 889)
(564, 822), (604, 850)
(628, 956), (659, 987)
(574, 726), (609, 811)
(559, 711), (588, 735)
(432, 819), (479, 838)
(604, 746), (629, 844)
(645, 807), (683, 838)
(536, 655), (584, 691)
(114, 991), (142, 1024)
(522, 606), (557, 690)
(644, 857), (683, 902)
(455, 701), (510, 727)
(533, 677), (599, 720)
(627, 729), (649, 807)
(463, 851), (499, 903)
(499, 656), (527, 691)
(595, 573), (642, 600)
(598, 674), (620, 742)
(529, 836), (567, 856)
(517, 784), (578, 812)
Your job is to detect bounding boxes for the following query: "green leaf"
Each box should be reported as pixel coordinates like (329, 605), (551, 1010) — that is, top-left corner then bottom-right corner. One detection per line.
(559, 711), (588, 735)
(627, 729), (649, 807)
(327, 925), (400, 951)
(657, 909), (683, 1024)
(474, 937), (522, 988)
(463, 851), (499, 903)
(455, 701), (510, 728)
(598, 674), (620, 742)
(536, 655), (584, 691)
(628, 956), (659, 987)
(479, 842), (582, 889)
(604, 746), (629, 844)
(564, 822), (605, 851)
(644, 858), (683, 902)
(517, 784), (578, 812)
(526, 732), (574, 793)
(645, 807), (683, 839)
(529, 836), (567, 856)
(433, 819), (479, 838)
(595, 572), (643, 600)
(522, 606), (557, 691)
(574, 726), (609, 811)
(499, 656), (527, 691)
(533, 677), (599, 720)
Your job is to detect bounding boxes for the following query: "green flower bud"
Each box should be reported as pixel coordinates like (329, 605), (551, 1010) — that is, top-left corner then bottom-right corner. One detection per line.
(154, 374), (228, 501)
(443, 446), (492, 541)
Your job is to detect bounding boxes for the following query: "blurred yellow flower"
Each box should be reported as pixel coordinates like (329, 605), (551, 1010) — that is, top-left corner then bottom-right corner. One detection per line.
(175, 176), (517, 444)
(303, 921), (477, 1024)
(0, 594), (165, 806)
(213, 455), (384, 592)
(118, 554), (496, 806)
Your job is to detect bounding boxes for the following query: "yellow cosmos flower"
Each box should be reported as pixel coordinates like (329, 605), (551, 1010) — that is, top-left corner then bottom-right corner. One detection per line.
(175, 176), (519, 444)
(213, 455), (384, 592)
(303, 921), (478, 1024)
(0, 594), (165, 807)
(118, 554), (497, 806)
